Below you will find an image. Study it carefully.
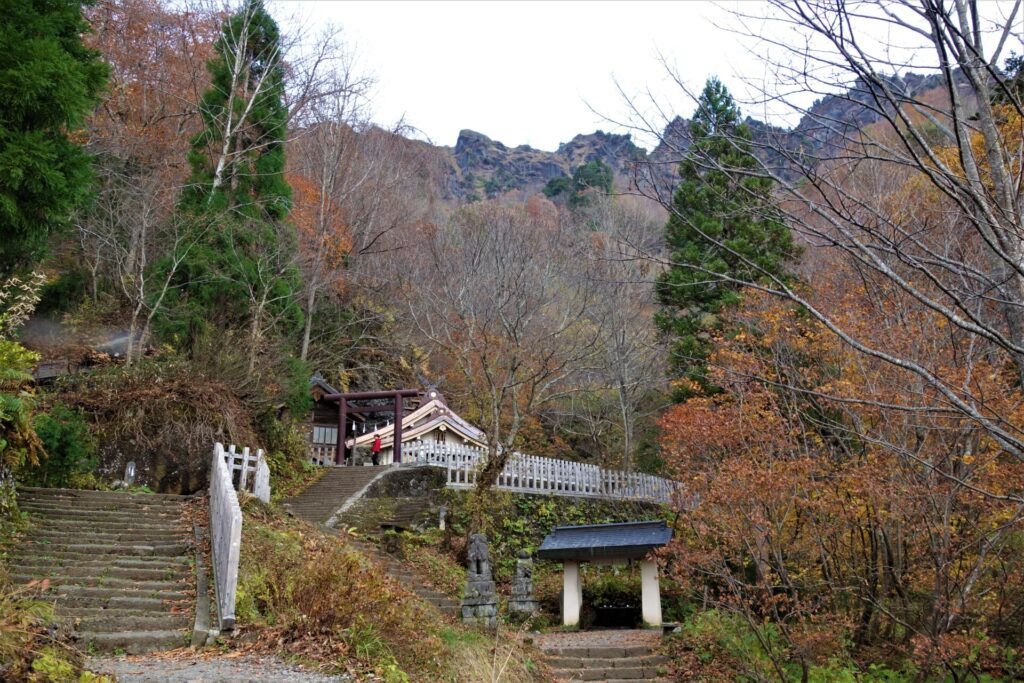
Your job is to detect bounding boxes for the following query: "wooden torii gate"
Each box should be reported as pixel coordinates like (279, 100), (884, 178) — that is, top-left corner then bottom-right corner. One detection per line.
(324, 389), (421, 466)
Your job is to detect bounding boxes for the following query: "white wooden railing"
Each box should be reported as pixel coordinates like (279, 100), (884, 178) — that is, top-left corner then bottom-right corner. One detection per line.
(221, 443), (271, 503)
(209, 442), (242, 631)
(407, 442), (676, 505)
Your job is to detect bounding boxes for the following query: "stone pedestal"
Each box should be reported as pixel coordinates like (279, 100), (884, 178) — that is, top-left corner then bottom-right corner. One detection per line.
(508, 550), (537, 618)
(461, 533), (498, 628)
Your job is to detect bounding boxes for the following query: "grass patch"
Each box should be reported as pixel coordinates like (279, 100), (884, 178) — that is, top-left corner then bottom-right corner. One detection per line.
(400, 529), (465, 599)
(234, 497), (547, 682)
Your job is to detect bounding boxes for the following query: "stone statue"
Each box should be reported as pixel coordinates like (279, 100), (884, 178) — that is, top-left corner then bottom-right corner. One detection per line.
(461, 533), (498, 628)
(508, 550), (537, 618)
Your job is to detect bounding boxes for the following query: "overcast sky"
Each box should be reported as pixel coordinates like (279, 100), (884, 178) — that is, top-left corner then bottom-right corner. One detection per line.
(276, 1), (772, 151)
(275, 1), (1021, 152)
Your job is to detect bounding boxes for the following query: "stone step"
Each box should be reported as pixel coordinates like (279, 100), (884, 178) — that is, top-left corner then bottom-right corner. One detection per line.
(62, 611), (191, 633)
(11, 563), (188, 581)
(547, 656), (669, 669)
(541, 646), (656, 658)
(76, 629), (190, 654)
(25, 529), (189, 544)
(17, 498), (186, 513)
(18, 486), (191, 501)
(553, 672), (666, 682)
(47, 593), (185, 611)
(18, 541), (188, 557)
(18, 509), (184, 526)
(9, 551), (190, 567)
(41, 584), (189, 601)
(18, 503), (185, 517)
(19, 500), (183, 514)
(11, 573), (188, 593)
(29, 520), (186, 534)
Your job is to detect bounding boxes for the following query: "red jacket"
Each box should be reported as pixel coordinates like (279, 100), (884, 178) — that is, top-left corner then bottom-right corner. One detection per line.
(371, 436), (382, 454)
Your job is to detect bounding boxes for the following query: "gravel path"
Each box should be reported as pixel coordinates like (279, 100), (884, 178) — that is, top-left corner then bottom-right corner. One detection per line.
(87, 653), (357, 682)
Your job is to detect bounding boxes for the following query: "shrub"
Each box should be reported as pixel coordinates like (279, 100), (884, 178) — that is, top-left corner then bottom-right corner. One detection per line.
(0, 574), (113, 682)
(236, 500), (446, 679)
(23, 405), (97, 488)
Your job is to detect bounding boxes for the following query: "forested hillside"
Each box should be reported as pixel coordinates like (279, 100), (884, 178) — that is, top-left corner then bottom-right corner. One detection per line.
(1, 0), (1023, 681)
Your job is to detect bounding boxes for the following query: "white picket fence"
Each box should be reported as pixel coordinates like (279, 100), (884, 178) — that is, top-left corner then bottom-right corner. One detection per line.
(407, 442), (676, 505)
(209, 442), (242, 631)
(221, 443), (271, 503)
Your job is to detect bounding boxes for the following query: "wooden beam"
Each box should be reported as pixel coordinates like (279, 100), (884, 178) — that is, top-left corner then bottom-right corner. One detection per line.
(343, 403), (396, 414)
(324, 390), (419, 401)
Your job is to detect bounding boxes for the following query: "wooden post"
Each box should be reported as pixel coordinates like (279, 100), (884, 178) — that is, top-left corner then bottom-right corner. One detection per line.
(563, 560), (581, 627)
(335, 397), (347, 466)
(393, 392), (403, 464)
(641, 558), (662, 627)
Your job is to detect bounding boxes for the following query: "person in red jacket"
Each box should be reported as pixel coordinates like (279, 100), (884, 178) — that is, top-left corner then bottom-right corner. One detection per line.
(371, 433), (382, 465)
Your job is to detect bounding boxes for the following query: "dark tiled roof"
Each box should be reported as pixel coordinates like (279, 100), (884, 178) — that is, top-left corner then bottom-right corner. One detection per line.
(537, 520), (671, 561)
(309, 372), (337, 394)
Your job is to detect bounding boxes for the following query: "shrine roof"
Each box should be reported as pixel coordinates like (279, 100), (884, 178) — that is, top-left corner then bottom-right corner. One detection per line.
(536, 520), (671, 561)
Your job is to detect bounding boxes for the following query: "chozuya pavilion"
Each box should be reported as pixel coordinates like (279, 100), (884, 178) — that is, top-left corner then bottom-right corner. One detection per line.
(537, 520), (672, 628)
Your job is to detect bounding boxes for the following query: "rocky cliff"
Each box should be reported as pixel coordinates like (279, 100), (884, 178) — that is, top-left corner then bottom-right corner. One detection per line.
(408, 72), (960, 202)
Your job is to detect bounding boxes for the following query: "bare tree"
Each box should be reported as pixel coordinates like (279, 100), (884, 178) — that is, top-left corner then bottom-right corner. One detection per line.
(621, 0), (1024, 471)
(402, 199), (600, 490)
(613, 0), (1024, 662)
(549, 196), (668, 470)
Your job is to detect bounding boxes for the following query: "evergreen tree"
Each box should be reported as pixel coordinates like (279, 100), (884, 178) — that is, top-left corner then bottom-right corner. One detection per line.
(655, 77), (796, 398)
(165, 0), (302, 346)
(182, 0), (290, 219)
(0, 0), (108, 275)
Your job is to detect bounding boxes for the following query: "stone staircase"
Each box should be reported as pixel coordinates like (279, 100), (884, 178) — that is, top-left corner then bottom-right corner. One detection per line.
(285, 467), (459, 618)
(534, 630), (670, 683)
(353, 540), (461, 618)
(10, 487), (194, 654)
(282, 465), (390, 524)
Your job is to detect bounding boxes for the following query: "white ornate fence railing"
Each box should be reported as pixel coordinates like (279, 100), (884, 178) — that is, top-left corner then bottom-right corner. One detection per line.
(209, 442), (242, 631)
(221, 443), (271, 503)
(406, 442), (676, 505)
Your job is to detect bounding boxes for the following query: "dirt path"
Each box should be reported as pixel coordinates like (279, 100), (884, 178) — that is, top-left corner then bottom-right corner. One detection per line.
(86, 653), (356, 682)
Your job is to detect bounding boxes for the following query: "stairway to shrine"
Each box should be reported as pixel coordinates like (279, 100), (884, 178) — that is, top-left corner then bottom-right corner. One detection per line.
(282, 465), (390, 524)
(534, 630), (670, 683)
(10, 487), (195, 654)
(286, 467), (458, 619)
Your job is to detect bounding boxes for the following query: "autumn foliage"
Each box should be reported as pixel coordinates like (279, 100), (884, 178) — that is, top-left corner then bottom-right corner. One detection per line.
(660, 277), (1024, 678)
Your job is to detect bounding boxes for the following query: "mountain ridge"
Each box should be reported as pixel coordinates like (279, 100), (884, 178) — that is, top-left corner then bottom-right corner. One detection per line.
(403, 71), (961, 202)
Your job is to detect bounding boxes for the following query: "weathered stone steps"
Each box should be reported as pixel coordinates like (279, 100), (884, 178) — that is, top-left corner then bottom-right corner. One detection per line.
(354, 541), (461, 617)
(15, 487), (195, 654)
(8, 563), (187, 581)
(282, 466), (390, 523)
(536, 631), (669, 683)
(76, 629), (190, 655)
(10, 574), (188, 592)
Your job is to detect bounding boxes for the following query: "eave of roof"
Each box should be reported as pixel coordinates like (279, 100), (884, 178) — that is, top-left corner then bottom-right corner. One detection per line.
(345, 399), (486, 448)
(536, 520), (672, 561)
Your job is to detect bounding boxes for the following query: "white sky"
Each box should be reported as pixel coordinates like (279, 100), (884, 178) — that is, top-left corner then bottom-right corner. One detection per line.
(274, 1), (1022, 152)
(276, 1), (768, 151)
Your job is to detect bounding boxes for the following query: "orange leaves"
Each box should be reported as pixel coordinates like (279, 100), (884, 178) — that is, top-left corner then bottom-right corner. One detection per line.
(288, 171), (352, 284)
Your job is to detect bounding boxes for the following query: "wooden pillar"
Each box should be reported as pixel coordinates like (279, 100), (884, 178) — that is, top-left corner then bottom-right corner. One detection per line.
(641, 558), (662, 627)
(335, 398), (347, 466)
(393, 392), (403, 464)
(563, 560), (581, 627)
